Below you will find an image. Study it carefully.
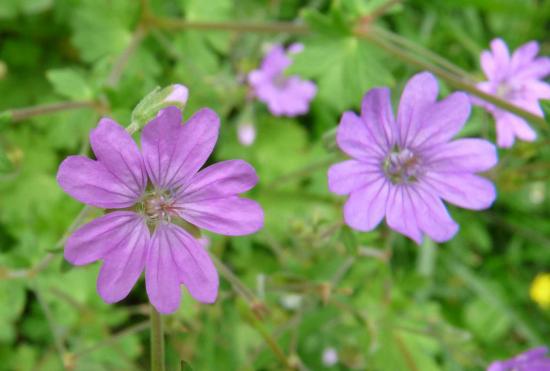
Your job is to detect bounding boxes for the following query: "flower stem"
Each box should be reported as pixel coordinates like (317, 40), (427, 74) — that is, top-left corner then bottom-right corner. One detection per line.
(150, 305), (166, 371)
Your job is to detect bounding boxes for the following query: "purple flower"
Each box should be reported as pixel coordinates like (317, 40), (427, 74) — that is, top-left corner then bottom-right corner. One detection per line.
(487, 347), (550, 371)
(248, 43), (317, 117)
(328, 72), (497, 244)
(475, 38), (550, 148)
(57, 106), (264, 314)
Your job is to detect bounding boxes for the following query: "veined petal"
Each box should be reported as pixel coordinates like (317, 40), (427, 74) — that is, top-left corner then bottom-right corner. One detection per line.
(158, 224), (219, 304)
(423, 138), (498, 173)
(385, 185), (423, 244)
(336, 111), (386, 160)
(360, 87), (396, 150)
(90, 118), (147, 197)
(145, 224), (181, 314)
(343, 176), (390, 231)
(412, 185), (459, 243)
(142, 107), (220, 190)
(175, 196), (264, 236)
(57, 156), (140, 208)
(145, 223), (218, 313)
(97, 215), (149, 303)
(178, 160), (258, 202)
(65, 211), (145, 266)
(328, 160), (381, 195)
(409, 92), (471, 149)
(397, 72), (439, 147)
(424, 173), (496, 210)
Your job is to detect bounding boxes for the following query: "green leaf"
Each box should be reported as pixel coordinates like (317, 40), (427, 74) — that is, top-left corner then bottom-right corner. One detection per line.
(46, 68), (94, 100)
(464, 298), (512, 342)
(289, 37), (394, 111)
(301, 8), (353, 37)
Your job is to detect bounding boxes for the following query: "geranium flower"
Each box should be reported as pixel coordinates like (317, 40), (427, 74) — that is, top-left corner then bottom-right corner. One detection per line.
(475, 38), (550, 147)
(57, 105), (264, 314)
(248, 43), (316, 117)
(328, 72), (497, 244)
(487, 346), (550, 371)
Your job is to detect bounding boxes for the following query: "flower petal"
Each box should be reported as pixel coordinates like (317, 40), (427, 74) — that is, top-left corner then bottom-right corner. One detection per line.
(97, 215), (149, 303)
(409, 92), (471, 149)
(175, 197), (264, 236)
(145, 224), (182, 314)
(425, 173), (496, 210)
(336, 111), (386, 160)
(145, 223), (219, 313)
(385, 186), (423, 244)
(142, 107), (220, 190)
(328, 160), (381, 195)
(90, 118), (146, 197)
(424, 138), (498, 173)
(157, 224), (218, 304)
(343, 176), (390, 231)
(412, 185), (459, 243)
(495, 113), (536, 147)
(510, 41), (539, 73)
(65, 211), (145, 266)
(489, 38), (511, 80)
(397, 72), (439, 147)
(480, 50), (497, 80)
(361, 87), (396, 150)
(515, 57), (550, 80)
(57, 156), (140, 208)
(178, 160), (258, 202)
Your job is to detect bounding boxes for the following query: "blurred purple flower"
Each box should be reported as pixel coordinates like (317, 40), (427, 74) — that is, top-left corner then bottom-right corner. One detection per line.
(328, 72), (497, 244)
(475, 38), (550, 148)
(57, 106), (264, 314)
(487, 346), (550, 371)
(248, 43), (317, 117)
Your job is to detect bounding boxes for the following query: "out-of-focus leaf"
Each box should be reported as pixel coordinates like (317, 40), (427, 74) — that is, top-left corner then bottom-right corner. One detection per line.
(46, 68), (94, 100)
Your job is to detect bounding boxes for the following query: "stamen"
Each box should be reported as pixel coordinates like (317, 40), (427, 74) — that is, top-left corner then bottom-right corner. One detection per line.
(384, 148), (423, 184)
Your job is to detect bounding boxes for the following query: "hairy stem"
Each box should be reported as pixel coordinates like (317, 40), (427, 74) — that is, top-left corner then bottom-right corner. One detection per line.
(150, 305), (166, 371)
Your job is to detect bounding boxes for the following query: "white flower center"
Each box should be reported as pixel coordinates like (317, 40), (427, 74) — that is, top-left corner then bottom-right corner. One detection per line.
(140, 190), (176, 224)
(384, 148), (423, 184)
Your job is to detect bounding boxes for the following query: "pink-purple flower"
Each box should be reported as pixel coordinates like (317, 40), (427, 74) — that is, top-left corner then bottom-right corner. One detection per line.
(328, 72), (497, 244)
(248, 43), (317, 117)
(475, 38), (550, 148)
(487, 346), (550, 371)
(57, 105), (264, 314)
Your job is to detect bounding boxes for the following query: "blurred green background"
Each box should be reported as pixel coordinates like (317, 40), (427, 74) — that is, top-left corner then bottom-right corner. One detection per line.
(0, 0), (549, 370)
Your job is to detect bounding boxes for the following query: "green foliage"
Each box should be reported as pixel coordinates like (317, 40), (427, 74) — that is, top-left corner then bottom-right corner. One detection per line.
(0, 0), (549, 370)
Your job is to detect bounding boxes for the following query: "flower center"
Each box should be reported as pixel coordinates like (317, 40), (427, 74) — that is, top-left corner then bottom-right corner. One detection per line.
(273, 73), (290, 89)
(384, 148), (423, 184)
(140, 190), (176, 224)
(496, 83), (516, 100)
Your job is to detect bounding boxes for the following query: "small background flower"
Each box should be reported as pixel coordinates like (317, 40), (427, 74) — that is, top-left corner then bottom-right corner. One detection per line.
(248, 43), (317, 117)
(474, 38), (550, 148)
